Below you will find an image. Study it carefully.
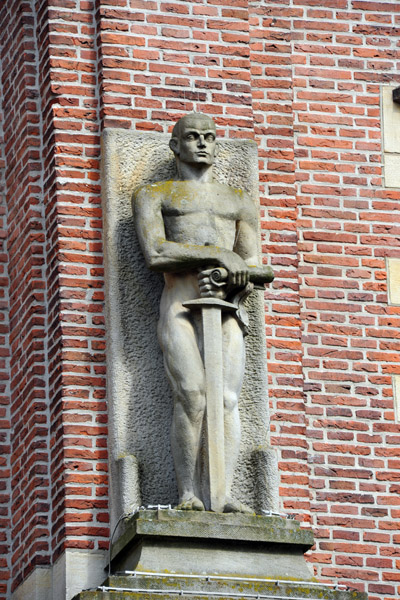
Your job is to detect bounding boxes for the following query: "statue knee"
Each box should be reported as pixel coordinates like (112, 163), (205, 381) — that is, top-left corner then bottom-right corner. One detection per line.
(224, 390), (238, 412)
(177, 383), (206, 421)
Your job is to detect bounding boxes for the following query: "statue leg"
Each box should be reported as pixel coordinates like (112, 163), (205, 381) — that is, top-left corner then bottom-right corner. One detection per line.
(222, 314), (244, 495)
(222, 314), (254, 514)
(158, 305), (206, 510)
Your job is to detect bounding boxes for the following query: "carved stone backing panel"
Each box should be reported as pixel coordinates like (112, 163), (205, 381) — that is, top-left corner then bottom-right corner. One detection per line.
(101, 129), (277, 525)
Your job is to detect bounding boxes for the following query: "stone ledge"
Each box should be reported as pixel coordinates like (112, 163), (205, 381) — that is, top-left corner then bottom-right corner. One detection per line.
(112, 509), (314, 564)
(74, 573), (367, 600)
(110, 509), (315, 581)
(71, 512), (367, 600)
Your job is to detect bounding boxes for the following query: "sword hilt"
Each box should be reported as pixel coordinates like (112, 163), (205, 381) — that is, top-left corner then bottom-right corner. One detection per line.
(210, 266), (274, 289)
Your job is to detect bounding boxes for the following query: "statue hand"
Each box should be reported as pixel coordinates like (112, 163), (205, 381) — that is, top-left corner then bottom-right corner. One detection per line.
(198, 268), (227, 299)
(219, 251), (250, 289)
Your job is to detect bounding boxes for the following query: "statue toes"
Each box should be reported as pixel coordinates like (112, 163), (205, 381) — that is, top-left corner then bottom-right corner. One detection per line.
(223, 499), (255, 515)
(176, 496), (205, 511)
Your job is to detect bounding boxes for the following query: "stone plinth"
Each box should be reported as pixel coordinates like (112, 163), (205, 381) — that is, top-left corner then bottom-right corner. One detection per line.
(110, 509), (314, 581)
(72, 510), (367, 600)
(75, 575), (366, 600)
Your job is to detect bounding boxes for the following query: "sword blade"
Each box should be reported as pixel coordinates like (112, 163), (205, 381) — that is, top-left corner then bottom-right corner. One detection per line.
(201, 305), (225, 513)
(182, 297), (237, 513)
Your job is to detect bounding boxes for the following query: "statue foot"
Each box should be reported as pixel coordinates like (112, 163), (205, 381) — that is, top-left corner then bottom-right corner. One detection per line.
(175, 495), (205, 511)
(223, 498), (255, 515)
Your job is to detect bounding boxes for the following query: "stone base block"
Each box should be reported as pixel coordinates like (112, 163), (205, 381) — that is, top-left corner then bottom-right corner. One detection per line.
(74, 574), (367, 600)
(110, 509), (315, 581)
(72, 510), (367, 600)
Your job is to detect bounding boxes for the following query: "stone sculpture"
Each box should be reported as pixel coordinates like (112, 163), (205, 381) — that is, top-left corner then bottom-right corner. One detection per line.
(133, 113), (273, 513)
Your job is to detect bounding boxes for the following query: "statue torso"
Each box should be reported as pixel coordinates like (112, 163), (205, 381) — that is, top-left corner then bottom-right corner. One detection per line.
(153, 180), (245, 250)
(136, 179), (250, 304)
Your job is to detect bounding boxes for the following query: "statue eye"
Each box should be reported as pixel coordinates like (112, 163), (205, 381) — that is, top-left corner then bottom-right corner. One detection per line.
(186, 133), (195, 140)
(205, 134), (215, 142)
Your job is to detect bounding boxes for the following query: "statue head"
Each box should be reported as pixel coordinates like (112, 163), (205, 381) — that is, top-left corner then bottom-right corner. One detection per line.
(169, 113), (218, 167)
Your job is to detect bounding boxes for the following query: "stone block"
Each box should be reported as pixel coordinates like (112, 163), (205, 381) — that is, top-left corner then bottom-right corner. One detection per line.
(110, 509), (314, 581)
(73, 569), (367, 600)
(382, 85), (400, 154)
(71, 511), (367, 600)
(383, 152), (400, 188)
(382, 85), (400, 188)
(387, 257), (400, 305)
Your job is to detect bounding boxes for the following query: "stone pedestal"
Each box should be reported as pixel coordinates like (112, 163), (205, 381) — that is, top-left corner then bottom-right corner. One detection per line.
(111, 509), (314, 580)
(72, 510), (367, 600)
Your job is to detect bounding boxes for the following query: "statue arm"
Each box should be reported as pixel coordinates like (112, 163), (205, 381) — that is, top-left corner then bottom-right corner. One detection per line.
(133, 186), (242, 273)
(198, 197), (272, 296)
(234, 195), (260, 268)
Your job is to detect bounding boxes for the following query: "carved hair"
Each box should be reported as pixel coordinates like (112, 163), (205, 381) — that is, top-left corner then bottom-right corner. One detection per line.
(171, 113), (216, 141)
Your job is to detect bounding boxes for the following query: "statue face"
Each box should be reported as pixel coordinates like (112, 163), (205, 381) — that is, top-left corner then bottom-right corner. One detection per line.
(174, 115), (217, 166)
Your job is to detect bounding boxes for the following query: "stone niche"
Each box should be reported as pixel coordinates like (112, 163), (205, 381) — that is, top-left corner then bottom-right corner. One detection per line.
(101, 129), (279, 528)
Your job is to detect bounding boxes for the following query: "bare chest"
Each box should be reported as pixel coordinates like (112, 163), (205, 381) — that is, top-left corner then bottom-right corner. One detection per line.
(161, 182), (242, 247)
(161, 182), (240, 219)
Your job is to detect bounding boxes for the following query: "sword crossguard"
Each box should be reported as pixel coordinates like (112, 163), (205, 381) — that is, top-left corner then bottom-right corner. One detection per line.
(183, 297), (237, 312)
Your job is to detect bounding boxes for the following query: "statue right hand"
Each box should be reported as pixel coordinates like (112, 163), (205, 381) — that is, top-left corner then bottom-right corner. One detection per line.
(198, 269), (227, 299)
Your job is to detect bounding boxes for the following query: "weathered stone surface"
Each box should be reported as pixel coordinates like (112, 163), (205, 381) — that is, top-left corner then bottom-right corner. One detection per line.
(72, 512), (366, 600)
(73, 573), (368, 600)
(113, 509), (314, 549)
(387, 257), (400, 305)
(101, 130), (279, 527)
(382, 85), (400, 188)
(109, 509), (314, 581)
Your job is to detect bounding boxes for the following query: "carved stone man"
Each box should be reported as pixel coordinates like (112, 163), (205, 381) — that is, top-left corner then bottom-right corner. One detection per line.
(133, 113), (271, 513)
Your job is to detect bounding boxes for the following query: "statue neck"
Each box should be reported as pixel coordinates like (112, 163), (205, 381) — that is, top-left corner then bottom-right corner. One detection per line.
(176, 160), (214, 183)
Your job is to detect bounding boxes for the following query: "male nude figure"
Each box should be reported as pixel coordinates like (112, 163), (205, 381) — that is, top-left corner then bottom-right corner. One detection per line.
(133, 113), (262, 513)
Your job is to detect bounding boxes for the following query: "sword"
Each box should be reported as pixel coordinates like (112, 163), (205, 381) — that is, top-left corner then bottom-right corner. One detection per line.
(183, 265), (274, 512)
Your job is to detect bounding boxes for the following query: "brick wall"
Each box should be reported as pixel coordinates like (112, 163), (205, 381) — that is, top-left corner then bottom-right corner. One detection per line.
(45, 0), (108, 565)
(292, 3), (400, 598)
(0, 0), (399, 598)
(249, 0), (310, 524)
(0, 2), (51, 595)
(0, 41), (10, 600)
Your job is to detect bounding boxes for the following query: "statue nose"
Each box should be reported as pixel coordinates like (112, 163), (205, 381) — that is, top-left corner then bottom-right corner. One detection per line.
(198, 135), (206, 146)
